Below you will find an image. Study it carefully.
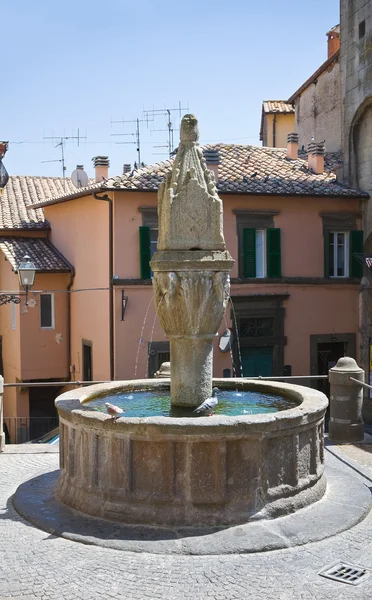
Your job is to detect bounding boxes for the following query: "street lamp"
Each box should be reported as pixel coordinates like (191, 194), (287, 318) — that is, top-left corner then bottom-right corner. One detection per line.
(0, 255), (36, 306)
(17, 255), (36, 306)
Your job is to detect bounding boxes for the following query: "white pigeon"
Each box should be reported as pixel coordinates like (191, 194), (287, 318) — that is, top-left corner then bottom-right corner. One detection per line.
(193, 388), (219, 415)
(105, 402), (124, 420)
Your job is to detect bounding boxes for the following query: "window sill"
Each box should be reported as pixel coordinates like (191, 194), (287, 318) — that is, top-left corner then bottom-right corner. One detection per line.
(232, 277), (362, 285)
(112, 278), (153, 286)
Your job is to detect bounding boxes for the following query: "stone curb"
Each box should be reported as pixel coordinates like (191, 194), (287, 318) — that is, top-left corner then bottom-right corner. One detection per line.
(12, 451), (371, 556)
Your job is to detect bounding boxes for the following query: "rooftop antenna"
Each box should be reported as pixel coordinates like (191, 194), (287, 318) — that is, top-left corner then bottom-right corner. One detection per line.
(110, 116), (152, 167)
(42, 129), (87, 184)
(144, 101), (189, 157)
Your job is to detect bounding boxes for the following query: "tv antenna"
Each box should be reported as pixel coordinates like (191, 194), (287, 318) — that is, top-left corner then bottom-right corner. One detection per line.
(110, 116), (152, 167)
(42, 130), (87, 180)
(143, 102), (189, 157)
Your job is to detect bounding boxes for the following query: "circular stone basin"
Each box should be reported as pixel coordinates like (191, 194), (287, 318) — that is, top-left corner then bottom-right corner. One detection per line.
(87, 389), (298, 417)
(55, 378), (328, 527)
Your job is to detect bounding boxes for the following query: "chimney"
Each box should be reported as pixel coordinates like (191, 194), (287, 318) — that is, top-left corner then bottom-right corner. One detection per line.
(326, 26), (340, 58)
(203, 149), (220, 182)
(287, 132), (299, 160)
(92, 156), (110, 182)
(308, 141), (325, 174)
(123, 163), (131, 175)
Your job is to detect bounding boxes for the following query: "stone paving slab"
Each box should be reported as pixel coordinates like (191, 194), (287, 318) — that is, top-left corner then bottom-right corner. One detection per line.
(12, 452), (371, 555)
(1, 446), (372, 599)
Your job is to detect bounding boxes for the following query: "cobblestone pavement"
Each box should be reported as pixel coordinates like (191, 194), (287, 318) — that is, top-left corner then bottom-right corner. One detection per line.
(1, 448), (372, 599)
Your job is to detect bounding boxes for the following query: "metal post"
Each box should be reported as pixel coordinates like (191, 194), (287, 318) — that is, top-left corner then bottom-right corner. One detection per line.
(329, 357), (364, 442)
(0, 375), (4, 451)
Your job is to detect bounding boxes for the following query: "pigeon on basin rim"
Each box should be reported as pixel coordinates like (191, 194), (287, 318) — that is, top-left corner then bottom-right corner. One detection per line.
(105, 402), (124, 420)
(193, 388), (219, 415)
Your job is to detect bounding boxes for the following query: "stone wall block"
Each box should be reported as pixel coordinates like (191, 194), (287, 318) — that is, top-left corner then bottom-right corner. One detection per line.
(298, 430), (312, 479)
(188, 441), (226, 504)
(109, 437), (127, 492)
(226, 438), (261, 508)
(129, 439), (174, 501)
(265, 434), (297, 489)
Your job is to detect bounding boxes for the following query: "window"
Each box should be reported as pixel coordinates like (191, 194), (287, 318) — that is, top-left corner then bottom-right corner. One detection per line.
(40, 293), (54, 328)
(234, 210), (281, 279)
(328, 232), (349, 277)
(82, 341), (92, 381)
(138, 207), (158, 279)
(324, 228), (363, 279)
(11, 303), (16, 330)
(147, 341), (170, 377)
(242, 228), (281, 278)
(359, 20), (366, 38)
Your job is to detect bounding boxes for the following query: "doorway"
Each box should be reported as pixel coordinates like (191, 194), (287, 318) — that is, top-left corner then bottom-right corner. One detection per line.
(241, 346), (273, 377)
(82, 340), (93, 381)
(310, 334), (356, 397)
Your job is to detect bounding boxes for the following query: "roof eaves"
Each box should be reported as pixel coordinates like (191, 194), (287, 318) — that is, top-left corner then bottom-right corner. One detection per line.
(26, 186), (104, 210)
(288, 49), (340, 103)
(219, 190), (369, 199)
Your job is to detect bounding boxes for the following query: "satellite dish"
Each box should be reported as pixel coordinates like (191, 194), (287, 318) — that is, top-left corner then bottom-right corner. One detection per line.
(71, 165), (89, 189)
(219, 329), (233, 353)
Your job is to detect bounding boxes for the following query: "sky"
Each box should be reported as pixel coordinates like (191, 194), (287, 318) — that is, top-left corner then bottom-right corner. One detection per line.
(2, 0), (339, 179)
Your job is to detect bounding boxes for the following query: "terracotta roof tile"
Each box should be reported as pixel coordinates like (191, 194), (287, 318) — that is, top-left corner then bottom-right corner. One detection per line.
(0, 237), (72, 272)
(0, 176), (94, 229)
(262, 101), (295, 114)
(29, 144), (368, 208)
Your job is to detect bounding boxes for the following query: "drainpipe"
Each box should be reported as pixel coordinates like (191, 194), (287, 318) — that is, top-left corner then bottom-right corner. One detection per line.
(273, 114), (277, 148)
(67, 269), (75, 381)
(93, 191), (114, 381)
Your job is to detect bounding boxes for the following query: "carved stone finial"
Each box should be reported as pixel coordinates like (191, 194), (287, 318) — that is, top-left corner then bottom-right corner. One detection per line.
(180, 114), (199, 142)
(157, 115), (225, 251)
(0, 142), (9, 192)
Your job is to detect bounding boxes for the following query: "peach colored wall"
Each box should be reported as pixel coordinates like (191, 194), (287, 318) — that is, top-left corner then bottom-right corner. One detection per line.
(265, 113), (295, 147)
(113, 191), (157, 279)
(45, 196), (111, 380)
(222, 194), (363, 278)
(111, 189), (361, 380)
(114, 286), (167, 380)
(20, 273), (70, 380)
(0, 260), (22, 416)
(213, 282), (359, 377)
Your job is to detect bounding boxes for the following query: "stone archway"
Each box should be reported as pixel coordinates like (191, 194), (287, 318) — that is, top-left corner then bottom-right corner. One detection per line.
(349, 97), (372, 204)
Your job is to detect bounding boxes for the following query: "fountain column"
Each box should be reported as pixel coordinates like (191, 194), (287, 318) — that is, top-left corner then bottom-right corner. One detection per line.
(151, 115), (234, 407)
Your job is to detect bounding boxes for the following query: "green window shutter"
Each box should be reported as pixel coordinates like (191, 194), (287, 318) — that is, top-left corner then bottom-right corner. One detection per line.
(350, 230), (364, 278)
(243, 228), (256, 278)
(267, 228), (281, 278)
(139, 226), (151, 279)
(324, 231), (330, 278)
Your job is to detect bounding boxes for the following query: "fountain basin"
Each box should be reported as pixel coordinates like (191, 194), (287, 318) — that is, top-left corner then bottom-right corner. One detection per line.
(55, 379), (328, 527)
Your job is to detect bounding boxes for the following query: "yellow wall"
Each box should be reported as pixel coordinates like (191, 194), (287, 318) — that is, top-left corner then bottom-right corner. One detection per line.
(45, 196), (111, 381)
(265, 113), (295, 147)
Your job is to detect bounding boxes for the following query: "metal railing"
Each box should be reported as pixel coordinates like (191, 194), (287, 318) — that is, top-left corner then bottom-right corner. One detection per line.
(1, 375), (331, 445)
(3, 416), (59, 444)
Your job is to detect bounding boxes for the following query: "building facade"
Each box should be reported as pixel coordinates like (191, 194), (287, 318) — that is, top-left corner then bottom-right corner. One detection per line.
(28, 141), (366, 406)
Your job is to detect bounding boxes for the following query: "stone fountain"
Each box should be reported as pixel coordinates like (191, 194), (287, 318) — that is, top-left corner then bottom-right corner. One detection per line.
(54, 115), (328, 528)
(151, 114), (234, 407)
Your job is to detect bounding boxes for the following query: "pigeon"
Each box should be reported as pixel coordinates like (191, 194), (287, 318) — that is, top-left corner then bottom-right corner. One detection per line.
(193, 388), (219, 415)
(105, 402), (124, 420)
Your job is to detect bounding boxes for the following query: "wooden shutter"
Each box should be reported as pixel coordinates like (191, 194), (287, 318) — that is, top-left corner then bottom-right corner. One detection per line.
(267, 228), (281, 278)
(243, 228), (256, 278)
(324, 231), (330, 278)
(350, 230), (364, 278)
(139, 226), (151, 279)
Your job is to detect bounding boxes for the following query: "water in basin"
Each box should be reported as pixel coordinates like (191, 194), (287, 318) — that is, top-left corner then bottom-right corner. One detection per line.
(86, 389), (298, 418)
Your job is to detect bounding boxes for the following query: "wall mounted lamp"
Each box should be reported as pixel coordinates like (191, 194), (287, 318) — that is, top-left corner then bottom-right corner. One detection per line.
(0, 255), (36, 307)
(121, 289), (128, 321)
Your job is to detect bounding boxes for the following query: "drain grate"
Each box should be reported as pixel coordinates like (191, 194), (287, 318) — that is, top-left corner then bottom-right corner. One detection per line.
(319, 562), (372, 586)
